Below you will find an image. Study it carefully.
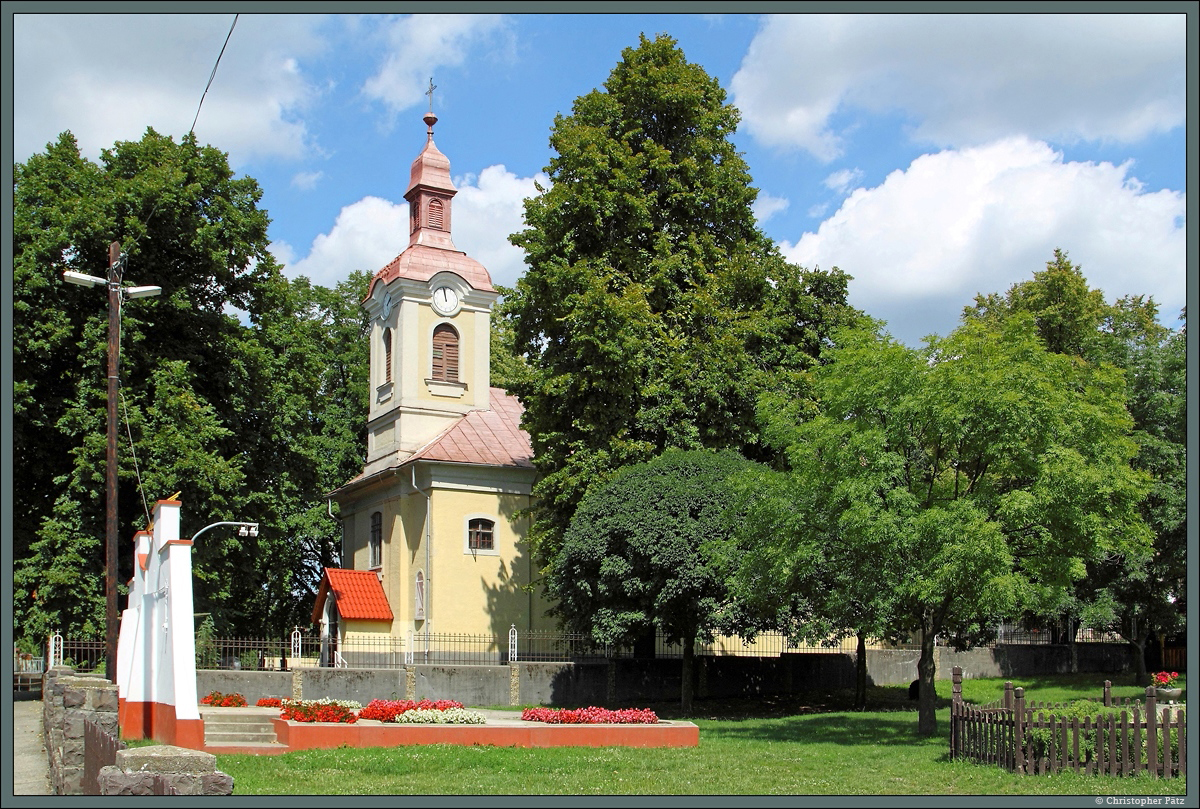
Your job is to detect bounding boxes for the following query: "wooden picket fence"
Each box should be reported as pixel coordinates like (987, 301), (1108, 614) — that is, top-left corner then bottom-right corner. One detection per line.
(949, 667), (1186, 778)
(83, 718), (126, 794)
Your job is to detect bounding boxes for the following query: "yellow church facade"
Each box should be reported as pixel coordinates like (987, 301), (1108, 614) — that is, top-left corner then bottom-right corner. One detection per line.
(318, 107), (553, 664)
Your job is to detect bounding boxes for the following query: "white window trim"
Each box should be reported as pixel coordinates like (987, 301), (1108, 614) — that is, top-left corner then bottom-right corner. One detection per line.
(463, 513), (500, 557)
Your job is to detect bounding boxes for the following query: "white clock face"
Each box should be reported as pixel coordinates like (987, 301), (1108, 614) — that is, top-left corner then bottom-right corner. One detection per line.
(432, 286), (459, 315)
(381, 291), (393, 319)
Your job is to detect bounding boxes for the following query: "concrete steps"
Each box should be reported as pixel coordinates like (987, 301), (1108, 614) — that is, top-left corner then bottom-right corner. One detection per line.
(201, 708), (282, 748)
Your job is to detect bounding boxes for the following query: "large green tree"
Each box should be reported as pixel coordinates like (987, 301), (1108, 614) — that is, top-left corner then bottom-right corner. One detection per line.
(964, 251), (1186, 680)
(13, 129), (369, 641)
(549, 449), (748, 713)
(734, 315), (1151, 736)
(501, 34), (859, 572)
(722, 449), (901, 712)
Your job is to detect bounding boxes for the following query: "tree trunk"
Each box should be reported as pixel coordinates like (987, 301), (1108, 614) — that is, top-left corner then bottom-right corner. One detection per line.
(855, 629), (868, 711)
(917, 623), (938, 737)
(1130, 634), (1149, 686)
(681, 632), (695, 715)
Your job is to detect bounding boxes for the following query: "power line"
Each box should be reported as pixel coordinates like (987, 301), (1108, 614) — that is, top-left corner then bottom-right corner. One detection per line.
(191, 14), (239, 136)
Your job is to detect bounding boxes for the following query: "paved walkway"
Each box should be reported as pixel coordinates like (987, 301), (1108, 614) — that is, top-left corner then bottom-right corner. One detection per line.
(11, 695), (52, 795)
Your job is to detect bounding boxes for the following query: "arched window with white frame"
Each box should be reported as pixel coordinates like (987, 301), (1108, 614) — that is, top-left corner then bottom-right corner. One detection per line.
(431, 323), (460, 383)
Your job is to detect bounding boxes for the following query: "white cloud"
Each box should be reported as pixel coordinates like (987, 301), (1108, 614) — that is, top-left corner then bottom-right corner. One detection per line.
(362, 15), (509, 117)
(279, 165), (543, 291)
(823, 168), (864, 195)
(281, 196), (409, 289)
(452, 166), (546, 290)
(13, 14), (328, 166)
(733, 14), (1185, 160)
(780, 137), (1185, 344)
(291, 171), (324, 191)
(752, 193), (790, 225)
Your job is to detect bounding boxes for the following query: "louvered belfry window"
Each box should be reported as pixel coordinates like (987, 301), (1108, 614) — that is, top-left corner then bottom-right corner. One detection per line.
(431, 324), (459, 382)
(427, 198), (445, 230)
(383, 328), (393, 383)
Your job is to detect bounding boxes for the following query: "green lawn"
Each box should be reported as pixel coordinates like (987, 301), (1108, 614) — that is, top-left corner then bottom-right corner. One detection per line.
(216, 673), (1188, 795)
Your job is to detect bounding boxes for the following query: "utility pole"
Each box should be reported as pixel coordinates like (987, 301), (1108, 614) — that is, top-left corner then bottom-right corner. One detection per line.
(105, 241), (123, 681)
(63, 241), (160, 680)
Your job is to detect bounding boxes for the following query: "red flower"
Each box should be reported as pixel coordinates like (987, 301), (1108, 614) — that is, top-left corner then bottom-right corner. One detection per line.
(520, 706), (658, 724)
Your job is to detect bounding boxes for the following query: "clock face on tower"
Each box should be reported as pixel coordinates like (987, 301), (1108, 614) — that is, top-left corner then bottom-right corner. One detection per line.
(432, 286), (459, 315)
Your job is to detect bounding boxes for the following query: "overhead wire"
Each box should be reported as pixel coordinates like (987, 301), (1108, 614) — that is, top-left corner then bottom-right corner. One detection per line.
(120, 14), (240, 515)
(190, 14), (239, 136)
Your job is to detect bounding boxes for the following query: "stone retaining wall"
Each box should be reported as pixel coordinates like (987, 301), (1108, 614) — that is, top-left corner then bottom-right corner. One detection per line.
(41, 666), (232, 795)
(98, 746), (233, 795)
(42, 666), (117, 794)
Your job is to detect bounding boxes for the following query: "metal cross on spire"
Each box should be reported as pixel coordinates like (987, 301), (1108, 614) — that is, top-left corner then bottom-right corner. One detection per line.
(426, 78), (436, 113)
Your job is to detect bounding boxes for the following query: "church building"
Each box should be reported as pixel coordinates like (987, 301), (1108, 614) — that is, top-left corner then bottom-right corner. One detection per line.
(317, 106), (552, 663)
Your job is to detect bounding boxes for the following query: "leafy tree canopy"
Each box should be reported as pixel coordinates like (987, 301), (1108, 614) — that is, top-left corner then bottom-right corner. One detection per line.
(733, 314), (1152, 735)
(550, 448), (750, 712)
(966, 250), (1186, 680)
(13, 129), (369, 640)
(501, 34), (860, 571)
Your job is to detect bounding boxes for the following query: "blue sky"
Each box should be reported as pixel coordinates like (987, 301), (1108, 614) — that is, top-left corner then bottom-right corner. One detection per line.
(12, 11), (1189, 345)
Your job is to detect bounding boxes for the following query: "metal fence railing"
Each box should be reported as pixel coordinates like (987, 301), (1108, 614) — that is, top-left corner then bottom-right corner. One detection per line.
(47, 634), (106, 673)
(44, 622), (1149, 674)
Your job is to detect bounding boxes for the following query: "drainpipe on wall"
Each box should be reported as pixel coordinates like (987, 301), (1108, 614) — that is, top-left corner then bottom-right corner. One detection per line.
(412, 463), (432, 645)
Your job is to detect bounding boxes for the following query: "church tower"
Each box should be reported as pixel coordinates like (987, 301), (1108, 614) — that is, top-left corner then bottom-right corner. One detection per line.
(361, 106), (499, 476)
(325, 99), (544, 654)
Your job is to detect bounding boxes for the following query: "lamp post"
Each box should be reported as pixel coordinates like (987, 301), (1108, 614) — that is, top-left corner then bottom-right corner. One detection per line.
(189, 521), (260, 543)
(62, 241), (161, 680)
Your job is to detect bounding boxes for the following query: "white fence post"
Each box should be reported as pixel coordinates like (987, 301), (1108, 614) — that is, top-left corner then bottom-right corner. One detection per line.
(405, 629), (414, 666)
(509, 624), (518, 664)
(48, 632), (63, 668)
(291, 629), (302, 661)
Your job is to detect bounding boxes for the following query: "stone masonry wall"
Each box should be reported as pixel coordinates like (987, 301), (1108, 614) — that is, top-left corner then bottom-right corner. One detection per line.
(42, 666), (118, 795)
(41, 666), (233, 796)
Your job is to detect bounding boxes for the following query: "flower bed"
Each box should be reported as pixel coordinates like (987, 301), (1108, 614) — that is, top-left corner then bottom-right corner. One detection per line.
(279, 698), (361, 724)
(388, 708), (486, 725)
(256, 697), (284, 708)
(358, 699), (465, 722)
(521, 706), (659, 724)
(200, 690), (247, 707)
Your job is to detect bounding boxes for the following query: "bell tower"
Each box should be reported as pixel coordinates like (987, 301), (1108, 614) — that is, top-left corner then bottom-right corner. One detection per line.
(360, 102), (499, 476)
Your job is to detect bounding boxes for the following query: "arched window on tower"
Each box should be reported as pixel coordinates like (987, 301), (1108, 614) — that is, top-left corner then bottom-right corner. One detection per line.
(431, 324), (459, 382)
(427, 198), (445, 230)
(383, 328), (393, 383)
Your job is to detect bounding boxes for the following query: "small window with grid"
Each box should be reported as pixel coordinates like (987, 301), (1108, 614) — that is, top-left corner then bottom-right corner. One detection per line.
(467, 518), (494, 552)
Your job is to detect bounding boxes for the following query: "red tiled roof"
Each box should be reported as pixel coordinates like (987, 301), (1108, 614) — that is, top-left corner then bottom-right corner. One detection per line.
(409, 388), (534, 468)
(311, 568), (393, 624)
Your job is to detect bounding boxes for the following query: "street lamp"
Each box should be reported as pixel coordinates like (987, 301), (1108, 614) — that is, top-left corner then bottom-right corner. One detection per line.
(62, 241), (161, 681)
(190, 521), (260, 542)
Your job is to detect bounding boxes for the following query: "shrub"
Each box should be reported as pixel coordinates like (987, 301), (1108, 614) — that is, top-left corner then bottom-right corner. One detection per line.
(1023, 700), (1182, 770)
(195, 616), (218, 669)
(521, 706), (658, 724)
